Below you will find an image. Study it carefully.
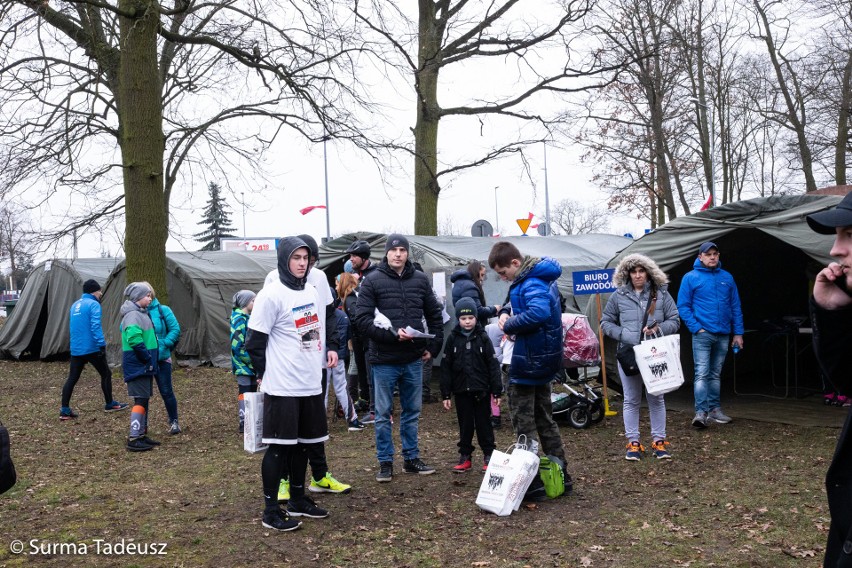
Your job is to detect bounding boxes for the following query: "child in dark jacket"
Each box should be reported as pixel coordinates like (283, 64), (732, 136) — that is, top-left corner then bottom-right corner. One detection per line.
(441, 297), (503, 472)
(230, 290), (256, 434)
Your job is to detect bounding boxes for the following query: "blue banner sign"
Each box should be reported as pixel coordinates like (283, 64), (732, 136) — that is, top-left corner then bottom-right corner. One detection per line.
(572, 269), (616, 295)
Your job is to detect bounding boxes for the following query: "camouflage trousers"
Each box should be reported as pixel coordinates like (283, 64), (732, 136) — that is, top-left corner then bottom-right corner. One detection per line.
(507, 382), (566, 463)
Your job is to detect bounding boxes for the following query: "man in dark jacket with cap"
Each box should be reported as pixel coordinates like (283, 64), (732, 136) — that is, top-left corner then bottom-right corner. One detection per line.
(345, 240), (378, 282)
(60, 279), (129, 420)
(354, 234), (444, 482)
(806, 193), (852, 568)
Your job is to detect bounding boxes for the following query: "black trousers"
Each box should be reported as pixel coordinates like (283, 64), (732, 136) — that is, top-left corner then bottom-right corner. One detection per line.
(350, 336), (371, 404)
(62, 352), (113, 407)
(454, 391), (496, 457)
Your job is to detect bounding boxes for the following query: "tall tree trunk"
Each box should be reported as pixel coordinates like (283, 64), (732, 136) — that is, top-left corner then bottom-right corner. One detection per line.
(118, 0), (168, 300)
(693, 3), (715, 204)
(836, 51), (852, 185)
(754, 0), (817, 192)
(413, 1), (442, 236)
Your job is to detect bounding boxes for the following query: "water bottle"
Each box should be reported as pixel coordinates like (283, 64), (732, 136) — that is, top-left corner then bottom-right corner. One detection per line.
(732, 345), (740, 355)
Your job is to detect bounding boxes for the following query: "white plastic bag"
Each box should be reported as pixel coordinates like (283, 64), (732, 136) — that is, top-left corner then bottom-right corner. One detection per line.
(632, 334), (684, 396)
(243, 392), (267, 453)
(476, 437), (540, 516)
(373, 309), (393, 330)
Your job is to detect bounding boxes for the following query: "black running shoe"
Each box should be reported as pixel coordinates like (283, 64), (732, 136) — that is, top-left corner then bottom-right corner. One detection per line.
(403, 458), (436, 475)
(262, 506), (302, 532)
(376, 462), (393, 483)
(126, 437), (153, 452)
(286, 496), (329, 519)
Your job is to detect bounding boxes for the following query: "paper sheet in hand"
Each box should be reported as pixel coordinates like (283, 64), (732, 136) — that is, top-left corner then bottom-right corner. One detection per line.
(403, 326), (435, 339)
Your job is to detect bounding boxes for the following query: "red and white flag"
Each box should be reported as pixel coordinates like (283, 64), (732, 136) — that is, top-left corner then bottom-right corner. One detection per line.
(299, 205), (327, 215)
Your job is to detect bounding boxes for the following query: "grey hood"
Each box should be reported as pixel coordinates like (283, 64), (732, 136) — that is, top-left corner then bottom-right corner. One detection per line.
(119, 299), (146, 318)
(277, 236), (310, 290)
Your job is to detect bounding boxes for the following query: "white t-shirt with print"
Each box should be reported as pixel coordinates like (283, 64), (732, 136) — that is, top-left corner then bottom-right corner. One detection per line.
(249, 278), (325, 396)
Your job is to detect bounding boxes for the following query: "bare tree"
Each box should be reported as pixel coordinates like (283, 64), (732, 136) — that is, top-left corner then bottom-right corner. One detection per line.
(749, 0), (819, 192)
(0, 1), (373, 298)
(353, 0), (623, 235)
(546, 198), (609, 234)
(0, 205), (34, 290)
(575, 0), (694, 227)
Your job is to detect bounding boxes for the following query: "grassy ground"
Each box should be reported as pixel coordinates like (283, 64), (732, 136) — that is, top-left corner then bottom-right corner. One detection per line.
(0, 360), (838, 567)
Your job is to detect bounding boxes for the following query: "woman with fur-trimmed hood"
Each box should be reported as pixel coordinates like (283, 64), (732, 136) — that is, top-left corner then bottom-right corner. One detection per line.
(601, 253), (680, 461)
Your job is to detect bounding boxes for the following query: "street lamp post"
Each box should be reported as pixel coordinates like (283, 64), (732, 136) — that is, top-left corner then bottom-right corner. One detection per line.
(543, 142), (551, 235)
(323, 138), (331, 240)
(691, 97), (715, 208)
(494, 186), (500, 233)
(241, 191), (246, 238)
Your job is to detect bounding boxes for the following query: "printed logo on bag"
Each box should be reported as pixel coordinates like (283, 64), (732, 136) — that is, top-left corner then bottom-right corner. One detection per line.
(648, 361), (670, 379)
(487, 473), (505, 491)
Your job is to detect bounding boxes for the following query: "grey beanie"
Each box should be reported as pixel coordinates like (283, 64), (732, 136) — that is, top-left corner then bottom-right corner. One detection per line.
(124, 282), (151, 302)
(233, 289), (256, 309)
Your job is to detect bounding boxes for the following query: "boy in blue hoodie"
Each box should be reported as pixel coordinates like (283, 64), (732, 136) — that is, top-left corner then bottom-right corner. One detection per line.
(488, 241), (571, 500)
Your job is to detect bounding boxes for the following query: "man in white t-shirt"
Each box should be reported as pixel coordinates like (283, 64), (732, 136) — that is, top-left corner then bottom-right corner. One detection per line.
(263, 234), (351, 498)
(247, 236), (336, 532)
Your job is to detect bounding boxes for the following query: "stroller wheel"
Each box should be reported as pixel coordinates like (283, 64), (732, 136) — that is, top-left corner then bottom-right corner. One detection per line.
(588, 400), (604, 424)
(568, 406), (590, 429)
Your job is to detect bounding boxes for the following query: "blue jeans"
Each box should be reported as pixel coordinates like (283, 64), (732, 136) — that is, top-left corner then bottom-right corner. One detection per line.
(372, 360), (423, 463)
(155, 361), (179, 422)
(692, 332), (729, 413)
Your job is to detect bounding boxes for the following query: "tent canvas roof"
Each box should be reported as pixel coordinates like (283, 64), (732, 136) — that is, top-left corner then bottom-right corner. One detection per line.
(319, 233), (631, 313)
(101, 251), (279, 367)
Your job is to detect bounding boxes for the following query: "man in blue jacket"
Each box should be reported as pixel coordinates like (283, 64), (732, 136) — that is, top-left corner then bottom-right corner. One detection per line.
(60, 279), (129, 420)
(677, 242), (744, 429)
(489, 241), (571, 501)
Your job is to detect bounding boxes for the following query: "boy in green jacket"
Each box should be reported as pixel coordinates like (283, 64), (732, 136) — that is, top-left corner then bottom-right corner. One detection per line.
(120, 282), (160, 452)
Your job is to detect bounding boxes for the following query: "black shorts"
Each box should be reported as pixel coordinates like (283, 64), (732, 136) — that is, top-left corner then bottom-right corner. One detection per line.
(262, 393), (329, 445)
(126, 376), (153, 398)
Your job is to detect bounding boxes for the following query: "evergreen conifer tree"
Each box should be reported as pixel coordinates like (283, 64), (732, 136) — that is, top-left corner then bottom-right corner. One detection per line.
(194, 182), (238, 251)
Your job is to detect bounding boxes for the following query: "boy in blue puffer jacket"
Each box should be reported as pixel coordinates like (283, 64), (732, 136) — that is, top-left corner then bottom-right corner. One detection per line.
(488, 241), (572, 501)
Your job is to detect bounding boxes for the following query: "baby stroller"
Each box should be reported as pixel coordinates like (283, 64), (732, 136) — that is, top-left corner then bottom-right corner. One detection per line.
(552, 369), (605, 429)
(551, 314), (604, 429)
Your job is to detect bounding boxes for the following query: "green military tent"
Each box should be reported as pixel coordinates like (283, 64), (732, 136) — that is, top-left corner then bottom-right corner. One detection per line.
(587, 194), (841, 393)
(0, 258), (120, 360)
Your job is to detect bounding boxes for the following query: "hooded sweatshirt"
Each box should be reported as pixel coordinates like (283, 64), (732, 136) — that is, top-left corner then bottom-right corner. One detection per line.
(248, 236), (324, 397)
(119, 300), (159, 382)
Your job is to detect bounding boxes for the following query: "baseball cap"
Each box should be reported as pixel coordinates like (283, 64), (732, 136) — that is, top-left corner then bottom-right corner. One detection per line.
(806, 193), (852, 234)
(698, 241), (719, 254)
